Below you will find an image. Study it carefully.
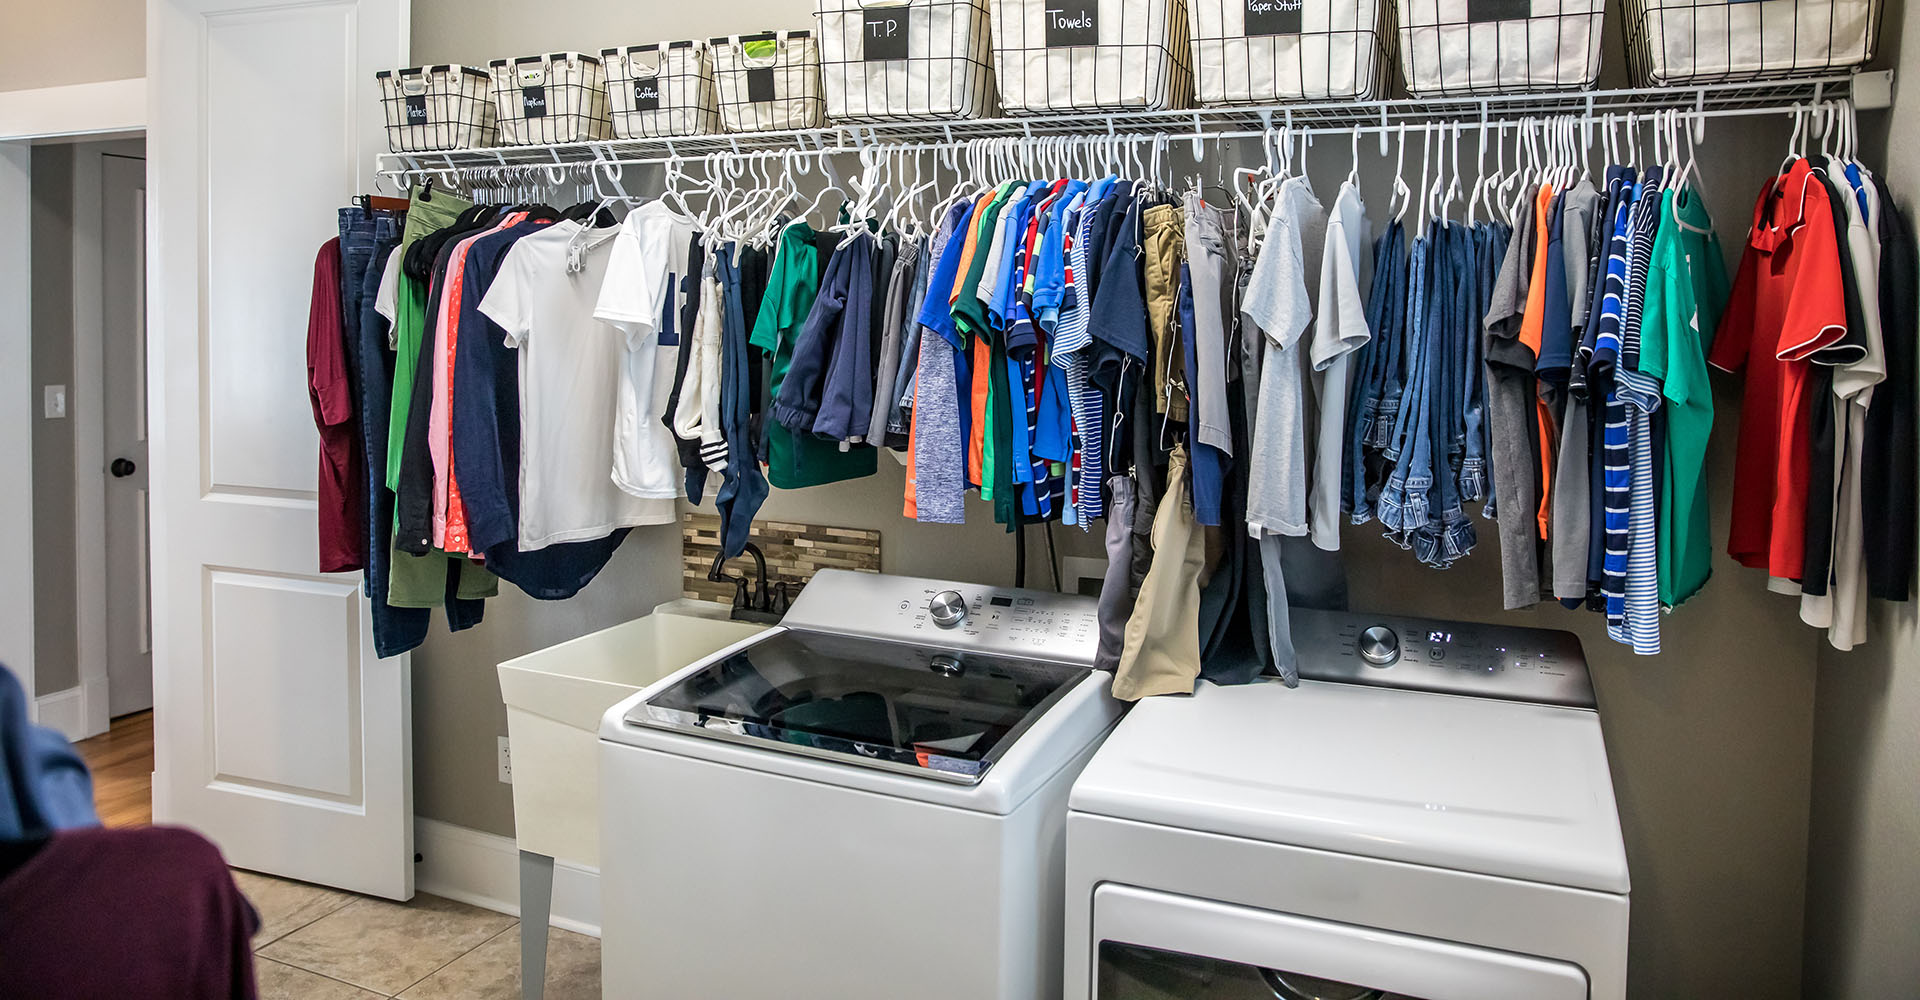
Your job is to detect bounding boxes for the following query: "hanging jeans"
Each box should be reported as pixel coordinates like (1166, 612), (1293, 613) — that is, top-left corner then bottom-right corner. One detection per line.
(339, 208), (484, 657)
(1346, 221), (1407, 523)
(714, 244), (770, 560)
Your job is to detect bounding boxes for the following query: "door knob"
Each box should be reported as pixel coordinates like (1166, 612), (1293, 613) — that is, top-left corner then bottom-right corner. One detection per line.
(110, 458), (137, 479)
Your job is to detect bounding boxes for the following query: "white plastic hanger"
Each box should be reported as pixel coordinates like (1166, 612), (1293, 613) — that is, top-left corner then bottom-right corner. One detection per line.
(1390, 122), (1413, 224)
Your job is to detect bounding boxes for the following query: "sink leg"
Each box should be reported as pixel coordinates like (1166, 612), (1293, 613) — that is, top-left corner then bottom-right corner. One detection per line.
(519, 850), (555, 1000)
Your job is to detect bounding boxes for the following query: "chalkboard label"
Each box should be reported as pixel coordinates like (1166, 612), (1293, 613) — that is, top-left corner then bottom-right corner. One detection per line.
(521, 85), (549, 118)
(1467, 0), (1530, 21)
(404, 93), (429, 124)
(1045, 3), (1099, 46)
(864, 7), (910, 60)
(633, 76), (662, 111)
(747, 67), (777, 103)
(1244, 0), (1302, 34)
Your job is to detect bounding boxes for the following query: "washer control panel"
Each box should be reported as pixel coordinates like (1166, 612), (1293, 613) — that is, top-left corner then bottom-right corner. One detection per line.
(784, 569), (1102, 666)
(1291, 608), (1596, 708)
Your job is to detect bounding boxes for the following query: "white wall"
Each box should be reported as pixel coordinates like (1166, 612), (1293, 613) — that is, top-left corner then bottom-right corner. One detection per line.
(0, 143), (33, 700)
(0, 0), (145, 92)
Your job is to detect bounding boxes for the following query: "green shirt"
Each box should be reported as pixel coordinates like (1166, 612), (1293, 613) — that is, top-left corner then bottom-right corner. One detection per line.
(1642, 188), (1728, 606)
(956, 182), (1019, 503)
(753, 223), (876, 489)
(386, 188), (472, 492)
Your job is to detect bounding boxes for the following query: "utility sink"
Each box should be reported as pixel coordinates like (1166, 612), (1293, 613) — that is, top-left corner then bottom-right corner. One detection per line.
(496, 604), (768, 868)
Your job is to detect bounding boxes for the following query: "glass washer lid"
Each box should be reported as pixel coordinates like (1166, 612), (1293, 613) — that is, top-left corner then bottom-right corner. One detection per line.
(628, 628), (1091, 783)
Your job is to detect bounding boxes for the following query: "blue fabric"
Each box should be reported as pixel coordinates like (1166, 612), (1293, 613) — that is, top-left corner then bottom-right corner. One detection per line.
(1459, 221), (1499, 505)
(1088, 197), (1151, 383)
(0, 666), (97, 840)
(919, 201), (974, 352)
(1593, 173), (1640, 627)
(340, 208), (484, 655)
(450, 221), (629, 601)
(715, 244), (772, 559)
(1179, 262), (1226, 527)
(1415, 223), (1475, 568)
(1378, 227), (1433, 540)
(1346, 220), (1408, 524)
(774, 234), (863, 436)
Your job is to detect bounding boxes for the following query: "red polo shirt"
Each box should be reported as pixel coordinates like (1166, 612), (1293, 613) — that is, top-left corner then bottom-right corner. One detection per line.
(1708, 158), (1848, 580)
(306, 238), (365, 573)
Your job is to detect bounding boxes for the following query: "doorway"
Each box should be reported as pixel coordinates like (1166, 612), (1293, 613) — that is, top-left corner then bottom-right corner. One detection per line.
(25, 137), (148, 740)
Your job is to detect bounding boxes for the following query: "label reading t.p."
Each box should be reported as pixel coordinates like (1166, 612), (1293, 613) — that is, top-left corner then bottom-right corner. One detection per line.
(1467, 0), (1530, 21)
(1045, 2), (1099, 46)
(633, 76), (662, 111)
(521, 85), (549, 118)
(404, 93), (429, 124)
(1244, 0), (1303, 34)
(864, 7), (910, 60)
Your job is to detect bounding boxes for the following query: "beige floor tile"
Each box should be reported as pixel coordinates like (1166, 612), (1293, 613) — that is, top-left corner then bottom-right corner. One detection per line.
(398, 925), (601, 1000)
(254, 957), (386, 1000)
(257, 892), (516, 995)
(232, 869), (358, 948)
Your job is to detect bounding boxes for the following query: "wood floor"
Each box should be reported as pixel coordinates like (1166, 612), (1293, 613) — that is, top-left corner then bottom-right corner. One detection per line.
(74, 710), (153, 827)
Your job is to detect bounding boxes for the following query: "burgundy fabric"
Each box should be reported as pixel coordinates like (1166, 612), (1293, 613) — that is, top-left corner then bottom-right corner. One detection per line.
(0, 826), (259, 999)
(308, 237), (366, 572)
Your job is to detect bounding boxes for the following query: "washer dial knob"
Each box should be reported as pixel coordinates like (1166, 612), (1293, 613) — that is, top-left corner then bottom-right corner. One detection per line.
(929, 591), (968, 628)
(1358, 625), (1400, 666)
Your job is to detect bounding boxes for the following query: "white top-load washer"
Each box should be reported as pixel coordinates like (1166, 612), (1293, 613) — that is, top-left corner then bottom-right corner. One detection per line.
(1065, 609), (1631, 1000)
(599, 569), (1122, 1000)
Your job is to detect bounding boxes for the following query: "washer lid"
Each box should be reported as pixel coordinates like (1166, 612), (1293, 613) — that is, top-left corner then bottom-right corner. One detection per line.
(1070, 680), (1629, 894)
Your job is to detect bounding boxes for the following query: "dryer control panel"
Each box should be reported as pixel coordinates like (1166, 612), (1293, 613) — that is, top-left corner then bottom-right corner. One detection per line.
(784, 569), (1102, 666)
(1291, 609), (1596, 708)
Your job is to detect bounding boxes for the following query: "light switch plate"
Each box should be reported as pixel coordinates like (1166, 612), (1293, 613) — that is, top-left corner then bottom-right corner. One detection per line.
(43, 385), (66, 420)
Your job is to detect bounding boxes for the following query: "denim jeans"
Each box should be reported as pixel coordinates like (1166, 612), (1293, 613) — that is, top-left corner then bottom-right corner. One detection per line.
(339, 207), (484, 657)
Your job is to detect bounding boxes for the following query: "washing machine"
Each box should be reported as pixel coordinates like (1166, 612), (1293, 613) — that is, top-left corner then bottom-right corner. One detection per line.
(1065, 609), (1631, 1000)
(599, 569), (1123, 1000)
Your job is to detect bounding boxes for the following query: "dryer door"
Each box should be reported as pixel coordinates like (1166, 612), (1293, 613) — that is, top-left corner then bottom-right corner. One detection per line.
(1091, 885), (1590, 1000)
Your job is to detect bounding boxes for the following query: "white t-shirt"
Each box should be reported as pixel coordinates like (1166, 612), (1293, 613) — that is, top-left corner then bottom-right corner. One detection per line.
(593, 201), (698, 500)
(1306, 182), (1372, 551)
(479, 220), (676, 550)
(373, 245), (403, 345)
(1243, 176), (1324, 539)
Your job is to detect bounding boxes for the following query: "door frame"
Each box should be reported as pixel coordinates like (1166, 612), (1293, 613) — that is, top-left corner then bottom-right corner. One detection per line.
(72, 140), (150, 738)
(0, 80), (147, 724)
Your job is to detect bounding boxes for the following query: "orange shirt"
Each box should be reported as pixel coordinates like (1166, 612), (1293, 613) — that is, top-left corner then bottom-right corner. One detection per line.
(1517, 184), (1557, 540)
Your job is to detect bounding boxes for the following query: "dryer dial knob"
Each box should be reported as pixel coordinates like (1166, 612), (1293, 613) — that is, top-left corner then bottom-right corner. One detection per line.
(929, 591), (968, 628)
(1358, 625), (1400, 666)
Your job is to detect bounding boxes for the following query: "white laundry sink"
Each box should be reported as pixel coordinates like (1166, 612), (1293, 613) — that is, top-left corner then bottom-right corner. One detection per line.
(496, 604), (767, 868)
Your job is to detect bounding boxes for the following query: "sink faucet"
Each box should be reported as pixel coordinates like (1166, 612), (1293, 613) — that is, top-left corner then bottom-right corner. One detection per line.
(707, 543), (786, 623)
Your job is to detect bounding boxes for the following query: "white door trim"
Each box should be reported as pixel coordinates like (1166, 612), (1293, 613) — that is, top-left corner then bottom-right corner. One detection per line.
(0, 142), (33, 711)
(72, 141), (148, 738)
(0, 79), (147, 143)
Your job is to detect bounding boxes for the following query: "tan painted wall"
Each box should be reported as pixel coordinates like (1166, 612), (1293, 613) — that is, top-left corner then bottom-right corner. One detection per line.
(31, 146), (78, 696)
(1801, 0), (1920, 994)
(0, 0), (144, 92)
(410, 2), (1831, 996)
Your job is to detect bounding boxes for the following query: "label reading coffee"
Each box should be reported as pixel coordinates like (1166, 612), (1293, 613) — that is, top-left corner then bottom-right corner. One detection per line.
(1044, 3), (1099, 46)
(747, 67), (777, 103)
(1243, 0), (1303, 35)
(1467, 0), (1530, 21)
(864, 8), (910, 60)
(521, 85), (548, 118)
(633, 76), (662, 111)
(404, 93), (429, 124)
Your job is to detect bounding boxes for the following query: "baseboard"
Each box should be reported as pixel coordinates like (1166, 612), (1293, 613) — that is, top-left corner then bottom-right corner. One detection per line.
(34, 688), (85, 741)
(413, 817), (601, 938)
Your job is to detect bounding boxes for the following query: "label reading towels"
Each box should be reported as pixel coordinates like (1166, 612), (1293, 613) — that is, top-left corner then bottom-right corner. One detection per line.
(1243, 0), (1303, 34)
(1045, 3), (1099, 46)
(863, 8), (909, 60)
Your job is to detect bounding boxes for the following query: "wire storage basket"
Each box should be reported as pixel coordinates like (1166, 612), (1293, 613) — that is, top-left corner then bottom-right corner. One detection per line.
(713, 31), (827, 132)
(603, 41), (720, 138)
(991, 0), (1194, 113)
(1187, 0), (1394, 103)
(377, 65), (498, 152)
(1394, 0), (1605, 96)
(1623, 0), (1880, 83)
(816, 0), (997, 120)
(488, 52), (613, 145)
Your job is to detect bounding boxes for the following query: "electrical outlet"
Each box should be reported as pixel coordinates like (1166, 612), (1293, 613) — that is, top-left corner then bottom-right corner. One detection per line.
(43, 385), (66, 420)
(497, 736), (512, 784)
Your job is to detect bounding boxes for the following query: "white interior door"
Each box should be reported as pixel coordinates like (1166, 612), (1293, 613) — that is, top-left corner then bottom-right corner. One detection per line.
(102, 153), (152, 719)
(149, 0), (414, 898)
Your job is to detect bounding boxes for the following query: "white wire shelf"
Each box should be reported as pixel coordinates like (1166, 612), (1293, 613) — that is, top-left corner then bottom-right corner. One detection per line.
(375, 71), (1890, 185)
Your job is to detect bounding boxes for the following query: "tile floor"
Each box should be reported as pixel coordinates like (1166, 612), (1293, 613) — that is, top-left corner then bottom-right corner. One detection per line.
(236, 871), (600, 1000)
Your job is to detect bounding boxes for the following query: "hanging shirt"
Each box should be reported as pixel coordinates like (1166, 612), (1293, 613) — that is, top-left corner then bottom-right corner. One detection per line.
(594, 200), (698, 501)
(1614, 167), (1666, 655)
(1306, 182), (1372, 550)
(1483, 188), (1543, 609)
(752, 224), (876, 489)
(307, 237), (364, 573)
(1863, 179), (1917, 600)
(478, 220), (677, 550)
(1245, 177), (1323, 539)
(1709, 158), (1850, 580)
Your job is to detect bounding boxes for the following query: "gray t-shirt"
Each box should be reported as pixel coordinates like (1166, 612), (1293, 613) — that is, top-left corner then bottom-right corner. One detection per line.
(1243, 177), (1323, 538)
(1306, 181), (1372, 551)
(1483, 198), (1542, 610)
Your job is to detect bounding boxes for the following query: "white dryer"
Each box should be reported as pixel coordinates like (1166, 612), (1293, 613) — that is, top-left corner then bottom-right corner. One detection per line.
(599, 569), (1122, 1000)
(1065, 609), (1630, 1000)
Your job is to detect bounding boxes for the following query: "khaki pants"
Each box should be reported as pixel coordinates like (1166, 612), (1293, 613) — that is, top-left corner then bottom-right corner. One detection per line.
(1112, 446), (1206, 701)
(1141, 204), (1187, 424)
